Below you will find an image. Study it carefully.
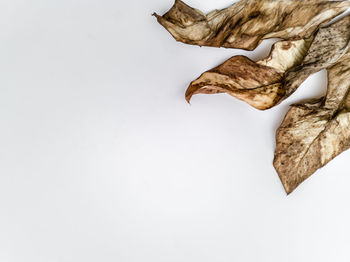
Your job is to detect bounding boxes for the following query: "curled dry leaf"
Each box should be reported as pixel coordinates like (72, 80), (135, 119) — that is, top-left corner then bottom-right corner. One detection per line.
(274, 51), (350, 194)
(186, 38), (312, 110)
(153, 0), (350, 50)
(186, 15), (350, 110)
(154, 1), (350, 194)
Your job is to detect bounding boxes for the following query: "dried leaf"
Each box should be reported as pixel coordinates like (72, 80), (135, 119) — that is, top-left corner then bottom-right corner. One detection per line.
(154, 0), (350, 50)
(186, 15), (350, 110)
(274, 51), (350, 194)
(186, 38), (312, 109)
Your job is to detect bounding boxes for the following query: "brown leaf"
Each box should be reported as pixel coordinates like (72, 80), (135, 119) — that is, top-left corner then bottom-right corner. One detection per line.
(274, 51), (350, 194)
(154, 0), (350, 50)
(186, 38), (312, 109)
(186, 15), (350, 110)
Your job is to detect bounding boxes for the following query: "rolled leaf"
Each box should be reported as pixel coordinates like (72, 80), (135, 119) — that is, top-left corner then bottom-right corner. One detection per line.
(186, 38), (312, 109)
(154, 0), (350, 50)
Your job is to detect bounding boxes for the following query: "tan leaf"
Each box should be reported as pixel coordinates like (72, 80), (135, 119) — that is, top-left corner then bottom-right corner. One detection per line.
(186, 15), (350, 110)
(154, 0), (350, 50)
(274, 51), (350, 194)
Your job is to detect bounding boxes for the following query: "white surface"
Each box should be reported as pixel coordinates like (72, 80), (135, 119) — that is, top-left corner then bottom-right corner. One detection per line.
(0, 0), (350, 261)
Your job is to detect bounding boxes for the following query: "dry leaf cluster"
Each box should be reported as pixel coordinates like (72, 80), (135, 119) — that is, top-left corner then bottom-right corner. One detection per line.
(154, 0), (350, 194)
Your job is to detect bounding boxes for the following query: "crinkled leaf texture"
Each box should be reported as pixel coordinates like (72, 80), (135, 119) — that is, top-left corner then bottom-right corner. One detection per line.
(154, 1), (350, 194)
(274, 51), (350, 194)
(186, 15), (350, 110)
(154, 0), (350, 50)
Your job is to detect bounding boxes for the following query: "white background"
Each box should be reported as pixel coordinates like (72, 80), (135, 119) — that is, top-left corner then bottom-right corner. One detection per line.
(0, 0), (350, 261)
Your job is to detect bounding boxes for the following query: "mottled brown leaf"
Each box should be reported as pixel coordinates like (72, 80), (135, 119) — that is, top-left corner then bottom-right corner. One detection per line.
(186, 15), (350, 110)
(154, 0), (350, 50)
(274, 51), (350, 194)
(186, 38), (312, 109)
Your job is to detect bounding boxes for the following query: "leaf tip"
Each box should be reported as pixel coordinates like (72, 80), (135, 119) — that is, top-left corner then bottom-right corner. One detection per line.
(185, 94), (192, 104)
(185, 84), (197, 104)
(152, 12), (160, 19)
